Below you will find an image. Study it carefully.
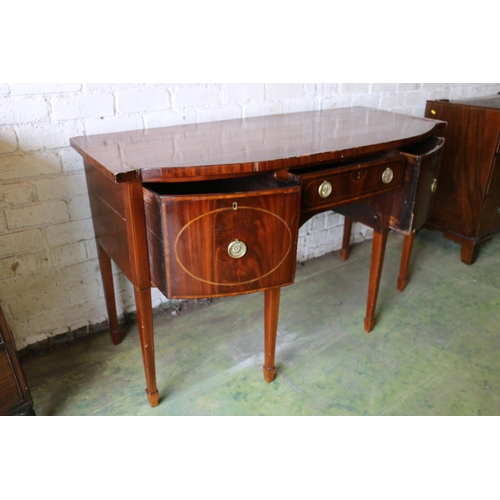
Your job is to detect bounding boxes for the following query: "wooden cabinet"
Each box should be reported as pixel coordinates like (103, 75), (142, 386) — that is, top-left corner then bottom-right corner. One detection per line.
(0, 307), (34, 416)
(424, 94), (500, 264)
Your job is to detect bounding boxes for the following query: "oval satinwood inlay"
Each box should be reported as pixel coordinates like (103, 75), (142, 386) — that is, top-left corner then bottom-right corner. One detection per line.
(174, 206), (292, 286)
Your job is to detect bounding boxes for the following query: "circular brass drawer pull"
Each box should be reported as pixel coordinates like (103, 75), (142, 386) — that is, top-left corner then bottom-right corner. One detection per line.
(381, 167), (394, 184)
(228, 239), (247, 259)
(318, 180), (333, 199)
(431, 178), (438, 193)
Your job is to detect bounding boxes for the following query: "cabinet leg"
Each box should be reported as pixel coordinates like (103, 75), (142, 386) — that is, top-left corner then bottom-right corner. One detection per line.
(134, 287), (159, 407)
(340, 216), (354, 261)
(460, 240), (479, 265)
(97, 245), (121, 345)
(364, 226), (389, 333)
(397, 232), (416, 292)
(263, 287), (281, 383)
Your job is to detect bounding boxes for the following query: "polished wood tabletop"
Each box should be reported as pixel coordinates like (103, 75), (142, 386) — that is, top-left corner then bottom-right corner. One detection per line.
(70, 107), (440, 183)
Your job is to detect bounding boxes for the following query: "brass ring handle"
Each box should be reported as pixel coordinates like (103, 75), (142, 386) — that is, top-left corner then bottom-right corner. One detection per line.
(228, 239), (247, 259)
(431, 178), (438, 193)
(381, 167), (394, 184)
(318, 180), (333, 199)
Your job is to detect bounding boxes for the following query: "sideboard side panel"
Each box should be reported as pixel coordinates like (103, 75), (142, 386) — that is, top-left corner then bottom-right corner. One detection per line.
(84, 160), (133, 281)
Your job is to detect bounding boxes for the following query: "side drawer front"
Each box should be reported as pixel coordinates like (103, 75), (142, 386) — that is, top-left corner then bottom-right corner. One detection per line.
(162, 186), (300, 298)
(298, 155), (404, 212)
(391, 136), (445, 233)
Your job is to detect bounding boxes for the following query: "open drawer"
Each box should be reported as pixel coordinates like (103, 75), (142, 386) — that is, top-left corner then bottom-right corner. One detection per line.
(143, 175), (301, 299)
(389, 136), (445, 233)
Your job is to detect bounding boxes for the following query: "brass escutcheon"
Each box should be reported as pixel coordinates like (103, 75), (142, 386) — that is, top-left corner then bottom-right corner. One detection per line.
(228, 239), (247, 259)
(318, 180), (333, 199)
(431, 178), (438, 193)
(381, 167), (394, 184)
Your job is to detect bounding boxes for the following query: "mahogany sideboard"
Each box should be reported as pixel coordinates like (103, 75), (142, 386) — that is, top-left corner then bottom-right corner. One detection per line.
(424, 94), (500, 264)
(0, 306), (35, 416)
(71, 107), (444, 407)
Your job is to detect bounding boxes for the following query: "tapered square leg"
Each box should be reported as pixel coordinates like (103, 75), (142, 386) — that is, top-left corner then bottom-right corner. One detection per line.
(340, 216), (354, 261)
(134, 287), (159, 407)
(397, 232), (416, 292)
(364, 226), (389, 333)
(263, 287), (281, 383)
(97, 244), (121, 345)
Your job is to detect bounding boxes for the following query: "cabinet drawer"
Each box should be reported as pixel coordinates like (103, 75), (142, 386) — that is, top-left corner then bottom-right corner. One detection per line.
(478, 192), (500, 234)
(289, 153), (404, 212)
(143, 175), (301, 299)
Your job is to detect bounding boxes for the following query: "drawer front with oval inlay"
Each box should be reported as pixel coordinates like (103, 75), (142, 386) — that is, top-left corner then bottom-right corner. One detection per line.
(144, 175), (301, 298)
(289, 153), (405, 213)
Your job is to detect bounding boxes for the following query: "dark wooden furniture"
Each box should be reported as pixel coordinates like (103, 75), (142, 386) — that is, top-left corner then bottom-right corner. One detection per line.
(71, 107), (444, 407)
(424, 94), (500, 264)
(0, 306), (34, 416)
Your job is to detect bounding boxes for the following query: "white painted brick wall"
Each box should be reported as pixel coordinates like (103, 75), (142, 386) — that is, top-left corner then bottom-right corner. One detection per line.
(1, 82), (500, 350)
(115, 88), (171, 114)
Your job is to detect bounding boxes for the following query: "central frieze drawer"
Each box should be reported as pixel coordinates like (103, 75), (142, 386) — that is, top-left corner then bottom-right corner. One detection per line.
(289, 153), (405, 212)
(143, 175), (301, 299)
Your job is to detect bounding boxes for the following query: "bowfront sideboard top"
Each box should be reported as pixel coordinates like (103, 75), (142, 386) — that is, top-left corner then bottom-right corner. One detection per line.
(71, 107), (445, 407)
(71, 107), (441, 182)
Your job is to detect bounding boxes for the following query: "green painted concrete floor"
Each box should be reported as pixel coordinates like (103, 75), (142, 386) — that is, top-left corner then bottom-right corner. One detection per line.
(21, 229), (500, 416)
